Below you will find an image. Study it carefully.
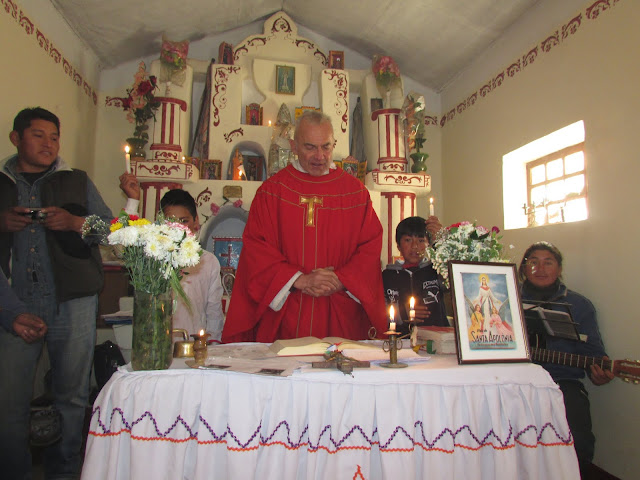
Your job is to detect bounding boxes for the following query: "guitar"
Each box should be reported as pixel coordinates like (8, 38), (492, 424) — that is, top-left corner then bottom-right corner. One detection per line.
(531, 346), (640, 384)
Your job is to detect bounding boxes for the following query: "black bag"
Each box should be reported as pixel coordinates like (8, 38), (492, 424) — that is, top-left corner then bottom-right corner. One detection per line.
(94, 340), (125, 389)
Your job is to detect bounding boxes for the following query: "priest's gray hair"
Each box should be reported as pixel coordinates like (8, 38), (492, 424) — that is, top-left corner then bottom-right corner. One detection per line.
(294, 110), (333, 141)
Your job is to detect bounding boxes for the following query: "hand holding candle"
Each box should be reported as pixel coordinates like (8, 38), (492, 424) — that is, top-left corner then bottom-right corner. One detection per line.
(125, 146), (131, 174)
(429, 197), (435, 216)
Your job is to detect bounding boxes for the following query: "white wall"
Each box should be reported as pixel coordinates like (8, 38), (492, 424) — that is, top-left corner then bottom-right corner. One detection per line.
(440, 1), (640, 477)
(0, 0), (101, 175)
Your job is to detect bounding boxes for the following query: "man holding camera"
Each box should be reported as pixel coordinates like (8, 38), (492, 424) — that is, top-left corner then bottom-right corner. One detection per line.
(0, 107), (114, 479)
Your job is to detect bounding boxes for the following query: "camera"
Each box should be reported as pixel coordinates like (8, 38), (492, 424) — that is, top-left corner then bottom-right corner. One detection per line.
(23, 208), (47, 222)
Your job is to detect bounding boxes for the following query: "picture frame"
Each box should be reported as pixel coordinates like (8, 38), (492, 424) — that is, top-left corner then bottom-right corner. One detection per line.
(370, 98), (383, 112)
(328, 50), (344, 69)
(244, 155), (264, 181)
(275, 65), (295, 95)
(245, 103), (263, 126)
(333, 160), (342, 170)
(218, 42), (234, 65)
(448, 261), (530, 364)
(341, 157), (359, 177)
(199, 159), (222, 180)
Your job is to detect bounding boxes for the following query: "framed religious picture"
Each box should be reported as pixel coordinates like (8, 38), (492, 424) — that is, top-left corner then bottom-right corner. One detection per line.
(371, 98), (383, 112)
(448, 261), (530, 365)
(245, 103), (263, 125)
(218, 42), (234, 65)
(328, 50), (344, 69)
(341, 157), (359, 177)
(333, 160), (342, 170)
(212, 237), (243, 270)
(199, 159), (222, 180)
(244, 155), (264, 181)
(275, 65), (295, 95)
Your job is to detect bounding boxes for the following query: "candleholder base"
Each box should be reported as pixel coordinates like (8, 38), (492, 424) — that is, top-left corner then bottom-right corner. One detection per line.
(379, 361), (408, 368)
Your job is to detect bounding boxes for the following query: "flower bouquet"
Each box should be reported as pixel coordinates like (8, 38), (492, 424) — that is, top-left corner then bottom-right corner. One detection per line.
(111, 62), (160, 155)
(426, 222), (507, 288)
(372, 54), (401, 107)
(108, 211), (202, 370)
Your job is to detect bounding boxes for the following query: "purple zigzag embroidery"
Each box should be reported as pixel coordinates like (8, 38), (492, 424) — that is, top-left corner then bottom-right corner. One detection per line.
(90, 408), (573, 449)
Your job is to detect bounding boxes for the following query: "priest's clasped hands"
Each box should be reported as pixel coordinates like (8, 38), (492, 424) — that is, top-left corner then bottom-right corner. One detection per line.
(293, 267), (344, 297)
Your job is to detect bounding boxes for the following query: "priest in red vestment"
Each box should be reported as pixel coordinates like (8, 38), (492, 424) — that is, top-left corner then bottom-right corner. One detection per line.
(222, 111), (388, 342)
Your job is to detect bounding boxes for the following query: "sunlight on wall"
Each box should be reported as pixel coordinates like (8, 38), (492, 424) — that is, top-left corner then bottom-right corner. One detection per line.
(502, 120), (585, 229)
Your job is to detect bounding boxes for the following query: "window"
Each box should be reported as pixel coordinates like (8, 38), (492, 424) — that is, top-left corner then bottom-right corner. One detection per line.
(526, 143), (587, 225)
(502, 121), (587, 230)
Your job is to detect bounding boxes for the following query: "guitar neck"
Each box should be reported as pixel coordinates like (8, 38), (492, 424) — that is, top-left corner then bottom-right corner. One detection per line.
(531, 347), (611, 371)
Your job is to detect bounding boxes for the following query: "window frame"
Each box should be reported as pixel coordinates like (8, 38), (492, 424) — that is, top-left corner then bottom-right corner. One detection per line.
(525, 142), (587, 225)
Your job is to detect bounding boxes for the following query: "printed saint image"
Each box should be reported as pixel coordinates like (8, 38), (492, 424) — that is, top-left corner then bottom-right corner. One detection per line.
(461, 272), (516, 350)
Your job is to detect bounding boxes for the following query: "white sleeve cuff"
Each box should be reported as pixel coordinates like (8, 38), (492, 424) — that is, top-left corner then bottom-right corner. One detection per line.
(269, 271), (303, 311)
(124, 198), (140, 216)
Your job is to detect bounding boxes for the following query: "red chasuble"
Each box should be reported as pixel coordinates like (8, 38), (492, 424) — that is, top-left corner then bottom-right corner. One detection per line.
(222, 165), (387, 342)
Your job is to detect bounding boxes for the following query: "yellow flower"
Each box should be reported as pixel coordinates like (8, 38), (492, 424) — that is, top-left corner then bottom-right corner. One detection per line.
(130, 218), (151, 226)
(110, 222), (123, 232)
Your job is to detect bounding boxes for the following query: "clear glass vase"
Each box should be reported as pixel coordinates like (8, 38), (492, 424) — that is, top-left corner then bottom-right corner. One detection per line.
(131, 290), (173, 370)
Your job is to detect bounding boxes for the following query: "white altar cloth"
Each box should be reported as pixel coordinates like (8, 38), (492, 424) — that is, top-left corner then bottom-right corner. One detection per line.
(81, 353), (579, 479)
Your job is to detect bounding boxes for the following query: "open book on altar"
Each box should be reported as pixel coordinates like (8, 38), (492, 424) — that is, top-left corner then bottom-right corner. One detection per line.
(269, 337), (379, 356)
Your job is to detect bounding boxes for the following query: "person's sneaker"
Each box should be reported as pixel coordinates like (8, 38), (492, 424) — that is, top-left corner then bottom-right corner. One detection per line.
(30, 406), (62, 447)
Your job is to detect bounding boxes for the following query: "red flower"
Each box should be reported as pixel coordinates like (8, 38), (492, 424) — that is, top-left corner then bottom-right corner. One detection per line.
(137, 80), (154, 96)
(129, 215), (139, 221)
(491, 226), (500, 234)
(121, 96), (131, 109)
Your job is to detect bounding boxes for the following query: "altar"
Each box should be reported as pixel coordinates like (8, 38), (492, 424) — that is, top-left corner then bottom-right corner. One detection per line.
(81, 349), (579, 479)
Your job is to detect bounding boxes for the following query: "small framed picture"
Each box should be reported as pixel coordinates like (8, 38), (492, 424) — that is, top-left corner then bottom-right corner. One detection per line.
(333, 160), (343, 170)
(199, 159), (222, 180)
(275, 65), (295, 95)
(448, 261), (530, 364)
(244, 155), (264, 181)
(328, 50), (344, 69)
(371, 98), (383, 112)
(341, 158), (359, 177)
(245, 103), (263, 125)
(218, 42), (234, 65)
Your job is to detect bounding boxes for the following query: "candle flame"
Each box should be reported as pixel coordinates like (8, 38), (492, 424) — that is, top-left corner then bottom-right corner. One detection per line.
(410, 296), (415, 309)
(199, 329), (204, 337)
(125, 145), (130, 154)
(429, 197), (433, 205)
(389, 305), (394, 320)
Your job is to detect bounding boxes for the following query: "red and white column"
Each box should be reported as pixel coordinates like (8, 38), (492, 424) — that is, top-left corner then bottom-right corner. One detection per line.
(150, 97), (188, 161)
(372, 108), (407, 173)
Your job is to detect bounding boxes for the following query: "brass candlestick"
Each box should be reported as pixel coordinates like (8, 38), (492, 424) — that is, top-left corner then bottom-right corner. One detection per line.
(192, 332), (210, 366)
(380, 328), (408, 368)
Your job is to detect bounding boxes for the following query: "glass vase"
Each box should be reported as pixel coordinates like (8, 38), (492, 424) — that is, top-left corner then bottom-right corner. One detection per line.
(410, 152), (429, 173)
(131, 290), (173, 371)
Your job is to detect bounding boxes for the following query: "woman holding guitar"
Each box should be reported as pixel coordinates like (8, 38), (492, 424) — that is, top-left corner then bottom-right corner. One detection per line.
(519, 242), (614, 478)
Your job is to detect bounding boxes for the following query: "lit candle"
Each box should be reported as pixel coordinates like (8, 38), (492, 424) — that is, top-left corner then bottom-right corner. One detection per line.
(199, 329), (204, 338)
(124, 145), (131, 174)
(409, 296), (416, 321)
(268, 120), (272, 127)
(389, 305), (396, 332)
(429, 197), (435, 216)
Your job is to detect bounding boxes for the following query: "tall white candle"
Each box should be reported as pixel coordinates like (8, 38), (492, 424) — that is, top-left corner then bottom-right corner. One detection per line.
(124, 146), (131, 174)
(389, 305), (396, 331)
(429, 197), (435, 216)
(409, 296), (416, 321)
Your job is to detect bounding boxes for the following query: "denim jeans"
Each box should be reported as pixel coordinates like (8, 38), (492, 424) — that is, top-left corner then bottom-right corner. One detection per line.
(0, 294), (97, 480)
